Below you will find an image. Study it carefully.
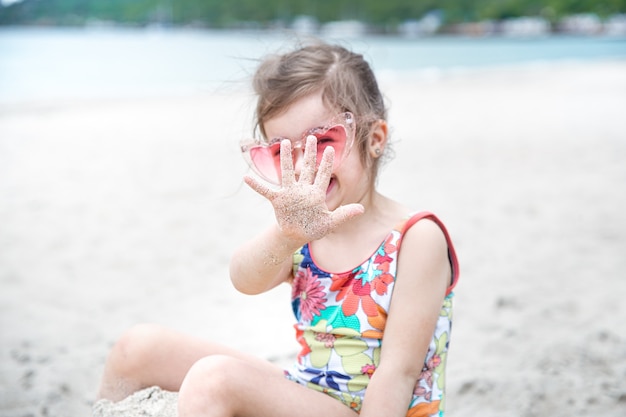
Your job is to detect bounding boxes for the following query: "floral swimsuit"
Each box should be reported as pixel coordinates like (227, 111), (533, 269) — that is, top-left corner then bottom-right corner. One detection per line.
(285, 212), (460, 417)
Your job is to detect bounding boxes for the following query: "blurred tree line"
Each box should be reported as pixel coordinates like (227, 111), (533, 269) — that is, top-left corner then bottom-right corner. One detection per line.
(1, 0), (625, 28)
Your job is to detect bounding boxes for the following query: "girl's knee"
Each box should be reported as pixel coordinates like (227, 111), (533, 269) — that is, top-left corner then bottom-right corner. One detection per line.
(108, 323), (167, 375)
(100, 323), (170, 401)
(178, 355), (241, 413)
(181, 355), (237, 392)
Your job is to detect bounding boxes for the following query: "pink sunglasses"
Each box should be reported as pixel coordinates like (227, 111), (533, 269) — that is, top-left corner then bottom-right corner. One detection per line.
(240, 112), (356, 185)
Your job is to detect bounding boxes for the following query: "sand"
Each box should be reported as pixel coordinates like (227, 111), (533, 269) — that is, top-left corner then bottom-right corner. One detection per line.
(1, 59), (625, 417)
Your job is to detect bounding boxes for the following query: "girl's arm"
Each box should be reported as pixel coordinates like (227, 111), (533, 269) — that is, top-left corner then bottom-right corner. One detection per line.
(231, 137), (363, 295)
(360, 219), (451, 417)
(229, 224), (299, 295)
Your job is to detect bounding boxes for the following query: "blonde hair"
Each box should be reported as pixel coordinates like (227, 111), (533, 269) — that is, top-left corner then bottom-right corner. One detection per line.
(252, 41), (388, 176)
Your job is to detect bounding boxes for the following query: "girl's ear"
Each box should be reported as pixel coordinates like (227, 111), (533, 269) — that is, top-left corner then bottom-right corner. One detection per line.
(368, 119), (388, 158)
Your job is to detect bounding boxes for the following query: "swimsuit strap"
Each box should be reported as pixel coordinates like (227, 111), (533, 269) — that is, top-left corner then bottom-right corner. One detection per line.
(397, 211), (460, 295)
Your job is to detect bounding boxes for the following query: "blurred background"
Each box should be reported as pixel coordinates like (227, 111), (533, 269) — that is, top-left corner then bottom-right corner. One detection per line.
(1, 0), (626, 104)
(2, 0), (626, 33)
(1, 2), (626, 417)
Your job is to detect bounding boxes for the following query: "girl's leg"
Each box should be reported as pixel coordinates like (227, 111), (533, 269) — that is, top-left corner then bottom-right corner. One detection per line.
(98, 323), (282, 402)
(178, 355), (359, 417)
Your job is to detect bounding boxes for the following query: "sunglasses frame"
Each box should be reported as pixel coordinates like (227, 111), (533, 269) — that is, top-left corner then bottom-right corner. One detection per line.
(240, 112), (356, 185)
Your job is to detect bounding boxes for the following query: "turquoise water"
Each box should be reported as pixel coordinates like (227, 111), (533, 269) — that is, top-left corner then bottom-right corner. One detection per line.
(1, 27), (625, 103)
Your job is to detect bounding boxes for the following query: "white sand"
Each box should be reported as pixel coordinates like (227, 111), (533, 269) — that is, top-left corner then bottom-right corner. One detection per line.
(1, 60), (625, 417)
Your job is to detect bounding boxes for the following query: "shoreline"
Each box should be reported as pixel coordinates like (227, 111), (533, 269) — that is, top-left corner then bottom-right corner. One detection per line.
(2, 57), (624, 110)
(2, 19), (626, 38)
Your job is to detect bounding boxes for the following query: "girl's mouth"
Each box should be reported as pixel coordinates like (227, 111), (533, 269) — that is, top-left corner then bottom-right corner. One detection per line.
(326, 176), (336, 195)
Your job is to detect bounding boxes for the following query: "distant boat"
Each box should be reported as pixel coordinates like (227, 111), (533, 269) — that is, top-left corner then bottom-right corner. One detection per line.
(604, 14), (626, 36)
(291, 15), (319, 35)
(320, 20), (367, 38)
(399, 11), (444, 37)
(558, 13), (603, 35)
(499, 17), (550, 37)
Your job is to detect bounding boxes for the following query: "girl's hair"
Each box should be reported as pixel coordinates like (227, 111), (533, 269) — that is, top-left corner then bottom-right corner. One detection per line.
(252, 41), (389, 177)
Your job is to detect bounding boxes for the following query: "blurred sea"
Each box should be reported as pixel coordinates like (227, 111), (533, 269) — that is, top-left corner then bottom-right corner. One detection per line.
(1, 27), (625, 104)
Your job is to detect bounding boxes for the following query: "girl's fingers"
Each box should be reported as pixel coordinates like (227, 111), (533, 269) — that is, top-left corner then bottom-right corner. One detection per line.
(314, 146), (334, 187)
(279, 139), (295, 186)
(299, 135), (317, 184)
(243, 175), (277, 200)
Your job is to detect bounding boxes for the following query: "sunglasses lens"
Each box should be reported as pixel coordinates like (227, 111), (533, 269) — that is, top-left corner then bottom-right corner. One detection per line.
(311, 124), (348, 166)
(249, 143), (281, 184)
(243, 113), (353, 185)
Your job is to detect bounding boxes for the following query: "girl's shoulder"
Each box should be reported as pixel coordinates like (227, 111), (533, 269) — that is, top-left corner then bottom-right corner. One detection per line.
(397, 211), (460, 294)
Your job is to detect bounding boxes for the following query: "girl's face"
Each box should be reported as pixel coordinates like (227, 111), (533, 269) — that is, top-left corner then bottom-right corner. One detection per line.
(262, 93), (376, 211)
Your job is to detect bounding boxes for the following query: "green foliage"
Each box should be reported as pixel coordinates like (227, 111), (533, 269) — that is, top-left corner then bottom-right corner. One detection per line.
(1, 0), (625, 27)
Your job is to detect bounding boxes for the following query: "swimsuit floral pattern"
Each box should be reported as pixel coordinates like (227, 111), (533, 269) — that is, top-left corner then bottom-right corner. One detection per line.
(285, 212), (459, 417)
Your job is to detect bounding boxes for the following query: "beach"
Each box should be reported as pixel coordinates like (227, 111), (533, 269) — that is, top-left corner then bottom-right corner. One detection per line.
(1, 58), (625, 417)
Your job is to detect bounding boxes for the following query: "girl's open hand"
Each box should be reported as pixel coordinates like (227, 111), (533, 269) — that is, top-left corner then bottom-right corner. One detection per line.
(244, 136), (364, 245)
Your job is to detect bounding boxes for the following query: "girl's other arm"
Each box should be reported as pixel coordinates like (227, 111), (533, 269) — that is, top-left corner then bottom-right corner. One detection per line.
(360, 219), (451, 417)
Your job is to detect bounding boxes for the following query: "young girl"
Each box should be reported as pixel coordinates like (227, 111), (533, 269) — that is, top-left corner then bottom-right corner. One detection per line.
(98, 41), (459, 417)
